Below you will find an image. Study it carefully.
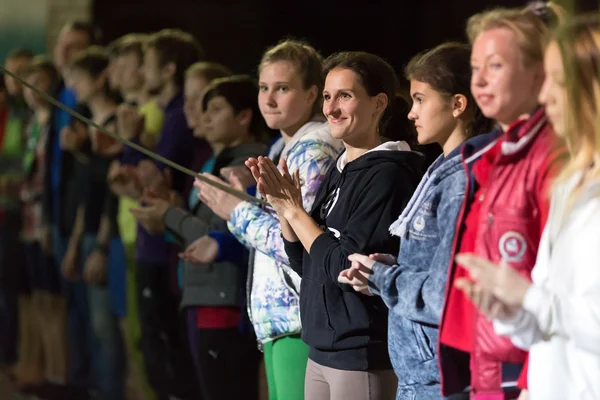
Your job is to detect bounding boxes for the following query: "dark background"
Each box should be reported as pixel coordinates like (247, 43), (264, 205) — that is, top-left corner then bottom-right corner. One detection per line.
(91, 0), (598, 162)
(94, 0), (591, 75)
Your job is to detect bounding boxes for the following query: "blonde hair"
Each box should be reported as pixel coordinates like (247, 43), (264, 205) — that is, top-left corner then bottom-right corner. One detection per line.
(466, 3), (564, 67)
(259, 39), (324, 116)
(552, 15), (600, 192)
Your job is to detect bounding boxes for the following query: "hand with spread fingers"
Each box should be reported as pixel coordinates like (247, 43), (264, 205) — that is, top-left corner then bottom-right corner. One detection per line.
(338, 253), (375, 296)
(180, 235), (219, 265)
(454, 253), (529, 320)
(129, 195), (171, 234)
(195, 172), (246, 221)
(256, 156), (303, 219)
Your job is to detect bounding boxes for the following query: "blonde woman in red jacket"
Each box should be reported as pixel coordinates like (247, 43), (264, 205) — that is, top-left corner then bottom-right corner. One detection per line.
(437, 4), (564, 400)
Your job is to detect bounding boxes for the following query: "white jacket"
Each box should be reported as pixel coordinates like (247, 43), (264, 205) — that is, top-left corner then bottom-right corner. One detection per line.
(494, 171), (600, 400)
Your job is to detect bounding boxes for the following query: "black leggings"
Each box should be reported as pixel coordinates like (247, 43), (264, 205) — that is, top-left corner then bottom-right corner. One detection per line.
(136, 261), (199, 400)
(194, 326), (260, 400)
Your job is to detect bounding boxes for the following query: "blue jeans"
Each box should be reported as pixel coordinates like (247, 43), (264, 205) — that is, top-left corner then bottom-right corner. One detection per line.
(52, 226), (93, 389)
(82, 233), (125, 400)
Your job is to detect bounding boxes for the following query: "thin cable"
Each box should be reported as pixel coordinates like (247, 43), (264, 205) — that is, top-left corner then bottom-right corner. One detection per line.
(0, 65), (269, 206)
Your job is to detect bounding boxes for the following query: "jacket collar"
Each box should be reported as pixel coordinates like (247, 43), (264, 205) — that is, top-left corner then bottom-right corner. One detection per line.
(461, 107), (549, 165)
(499, 107), (548, 157)
(280, 117), (328, 160)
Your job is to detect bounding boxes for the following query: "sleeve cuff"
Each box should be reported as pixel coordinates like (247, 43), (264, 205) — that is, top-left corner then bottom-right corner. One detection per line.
(493, 307), (528, 337)
(523, 284), (546, 317)
(368, 261), (391, 297)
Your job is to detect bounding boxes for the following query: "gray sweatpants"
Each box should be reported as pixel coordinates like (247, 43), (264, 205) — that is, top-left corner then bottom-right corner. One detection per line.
(304, 358), (398, 400)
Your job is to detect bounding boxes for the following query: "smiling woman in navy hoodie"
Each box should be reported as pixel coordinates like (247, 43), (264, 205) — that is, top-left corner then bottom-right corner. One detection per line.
(251, 51), (423, 400)
(338, 43), (495, 400)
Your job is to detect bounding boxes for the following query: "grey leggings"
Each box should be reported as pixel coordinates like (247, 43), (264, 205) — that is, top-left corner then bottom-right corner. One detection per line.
(304, 358), (398, 400)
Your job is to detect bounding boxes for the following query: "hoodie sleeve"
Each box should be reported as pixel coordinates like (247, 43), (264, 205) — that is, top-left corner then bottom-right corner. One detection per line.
(283, 237), (306, 276)
(368, 190), (464, 325)
(309, 164), (409, 290)
(227, 139), (337, 265)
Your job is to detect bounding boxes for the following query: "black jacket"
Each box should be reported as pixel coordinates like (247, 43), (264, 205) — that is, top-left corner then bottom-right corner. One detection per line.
(284, 145), (423, 371)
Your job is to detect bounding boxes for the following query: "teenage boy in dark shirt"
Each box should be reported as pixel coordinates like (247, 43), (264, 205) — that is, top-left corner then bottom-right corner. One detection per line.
(110, 29), (205, 400)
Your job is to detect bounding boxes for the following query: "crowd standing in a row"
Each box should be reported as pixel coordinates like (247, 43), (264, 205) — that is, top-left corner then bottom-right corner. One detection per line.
(0, 3), (599, 400)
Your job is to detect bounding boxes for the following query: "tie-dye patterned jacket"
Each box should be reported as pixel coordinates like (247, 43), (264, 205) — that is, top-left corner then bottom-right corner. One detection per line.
(228, 119), (343, 345)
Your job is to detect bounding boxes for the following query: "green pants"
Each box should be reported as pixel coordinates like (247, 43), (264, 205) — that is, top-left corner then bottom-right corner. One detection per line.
(263, 334), (309, 400)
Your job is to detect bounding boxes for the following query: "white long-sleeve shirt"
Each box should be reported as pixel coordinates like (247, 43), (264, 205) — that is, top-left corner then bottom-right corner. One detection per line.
(494, 171), (600, 400)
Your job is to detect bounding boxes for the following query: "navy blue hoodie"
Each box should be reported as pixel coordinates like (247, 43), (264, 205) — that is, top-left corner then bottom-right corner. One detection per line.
(284, 141), (423, 371)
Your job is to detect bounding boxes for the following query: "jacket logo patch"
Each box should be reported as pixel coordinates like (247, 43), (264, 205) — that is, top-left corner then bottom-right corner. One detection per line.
(498, 231), (527, 262)
(413, 215), (425, 232)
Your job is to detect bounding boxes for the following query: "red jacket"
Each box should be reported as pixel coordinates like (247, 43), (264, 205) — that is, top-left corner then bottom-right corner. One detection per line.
(438, 108), (563, 398)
